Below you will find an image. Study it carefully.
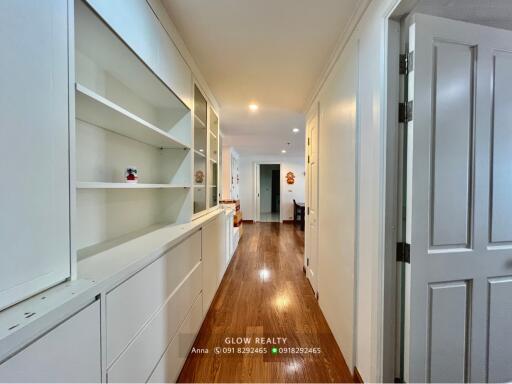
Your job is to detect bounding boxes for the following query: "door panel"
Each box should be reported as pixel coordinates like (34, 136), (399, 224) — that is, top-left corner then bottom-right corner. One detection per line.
(487, 276), (512, 382)
(427, 281), (470, 383)
(490, 51), (512, 243)
(404, 14), (512, 382)
(430, 41), (473, 248)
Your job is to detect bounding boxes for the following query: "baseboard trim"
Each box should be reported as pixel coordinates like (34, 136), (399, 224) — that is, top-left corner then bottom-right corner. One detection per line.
(283, 220), (295, 224)
(242, 220), (254, 224)
(353, 367), (364, 383)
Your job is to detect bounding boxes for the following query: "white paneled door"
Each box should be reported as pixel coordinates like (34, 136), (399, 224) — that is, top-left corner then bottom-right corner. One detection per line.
(404, 14), (512, 382)
(306, 106), (319, 294)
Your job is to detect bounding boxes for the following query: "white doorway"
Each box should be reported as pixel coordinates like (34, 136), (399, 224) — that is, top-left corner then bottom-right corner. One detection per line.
(384, 5), (512, 382)
(255, 163), (281, 222)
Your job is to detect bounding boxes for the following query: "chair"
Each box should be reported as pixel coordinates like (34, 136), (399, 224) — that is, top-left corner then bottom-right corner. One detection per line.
(293, 199), (302, 224)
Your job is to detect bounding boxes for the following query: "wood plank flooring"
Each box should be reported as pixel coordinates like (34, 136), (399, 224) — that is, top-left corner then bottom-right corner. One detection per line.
(178, 222), (353, 383)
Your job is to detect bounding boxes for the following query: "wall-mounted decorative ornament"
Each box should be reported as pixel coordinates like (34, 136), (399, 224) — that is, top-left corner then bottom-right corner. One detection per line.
(286, 171), (295, 185)
(195, 170), (205, 184)
(125, 166), (138, 183)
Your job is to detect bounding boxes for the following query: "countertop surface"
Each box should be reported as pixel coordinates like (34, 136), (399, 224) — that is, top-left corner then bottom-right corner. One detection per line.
(0, 208), (228, 363)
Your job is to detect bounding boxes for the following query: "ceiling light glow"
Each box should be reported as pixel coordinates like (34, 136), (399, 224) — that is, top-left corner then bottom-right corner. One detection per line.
(248, 103), (259, 111)
(281, 149), (287, 154)
(292, 128), (300, 133)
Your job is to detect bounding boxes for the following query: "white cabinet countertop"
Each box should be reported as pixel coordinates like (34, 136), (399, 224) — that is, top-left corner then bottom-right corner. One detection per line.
(0, 209), (223, 363)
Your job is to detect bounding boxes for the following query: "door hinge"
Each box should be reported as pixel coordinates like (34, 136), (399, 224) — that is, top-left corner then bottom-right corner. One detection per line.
(306, 258), (309, 266)
(398, 101), (413, 123)
(308, 137), (310, 146)
(315, 291), (319, 300)
(308, 155), (310, 164)
(307, 207), (310, 215)
(396, 242), (410, 264)
(399, 51), (414, 75)
(399, 54), (407, 75)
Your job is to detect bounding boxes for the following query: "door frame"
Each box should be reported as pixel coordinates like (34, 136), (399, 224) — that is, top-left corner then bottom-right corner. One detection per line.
(254, 162), (282, 223)
(381, 1), (418, 382)
(305, 102), (320, 292)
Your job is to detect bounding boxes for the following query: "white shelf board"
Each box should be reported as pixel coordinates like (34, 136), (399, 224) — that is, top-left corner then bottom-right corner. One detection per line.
(76, 84), (190, 150)
(77, 182), (191, 189)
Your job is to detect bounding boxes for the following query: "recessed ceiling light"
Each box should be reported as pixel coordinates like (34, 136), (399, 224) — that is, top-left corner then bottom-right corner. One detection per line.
(292, 128), (300, 133)
(248, 103), (259, 111)
(281, 149), (287, 154)
(199, 149), (204, 152)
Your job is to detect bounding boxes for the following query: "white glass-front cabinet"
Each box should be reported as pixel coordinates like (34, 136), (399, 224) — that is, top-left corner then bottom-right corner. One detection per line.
(193, 85), (220, 215)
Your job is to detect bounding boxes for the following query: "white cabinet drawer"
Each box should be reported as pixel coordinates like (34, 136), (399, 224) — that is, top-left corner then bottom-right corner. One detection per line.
(147, 292), (203, 383)
(0, 301), (101, 383)
(107, 264), (202, 383)
(106, 231), (201, 365)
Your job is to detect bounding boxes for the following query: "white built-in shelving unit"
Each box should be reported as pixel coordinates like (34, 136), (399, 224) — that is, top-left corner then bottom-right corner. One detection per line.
(0, 1), (228, 381)
(75, 0), (195, 259)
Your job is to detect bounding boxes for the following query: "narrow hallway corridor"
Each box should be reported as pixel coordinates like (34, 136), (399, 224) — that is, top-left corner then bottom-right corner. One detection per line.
(178, 223), (352, 383)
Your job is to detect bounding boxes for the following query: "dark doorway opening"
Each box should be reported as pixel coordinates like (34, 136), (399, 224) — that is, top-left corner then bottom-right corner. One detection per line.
(259, 164), (280, 222)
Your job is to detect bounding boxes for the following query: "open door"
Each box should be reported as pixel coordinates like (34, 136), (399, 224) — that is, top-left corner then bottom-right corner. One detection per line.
(306, 105), (319, 294)
(402, 13), (512, 382)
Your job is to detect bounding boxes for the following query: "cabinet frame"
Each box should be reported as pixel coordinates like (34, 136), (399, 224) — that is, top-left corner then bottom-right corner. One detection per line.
(192, 81), (220, 219)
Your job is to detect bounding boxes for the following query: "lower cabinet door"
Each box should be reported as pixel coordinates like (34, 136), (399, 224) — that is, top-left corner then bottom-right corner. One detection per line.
(0, 301), (101, 383)
(107, 264), (202, 383)
(147, 293), (203, 383)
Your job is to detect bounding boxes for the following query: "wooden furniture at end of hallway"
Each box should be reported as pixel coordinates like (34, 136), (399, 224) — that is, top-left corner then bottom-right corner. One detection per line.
(294, 199), (306, 231)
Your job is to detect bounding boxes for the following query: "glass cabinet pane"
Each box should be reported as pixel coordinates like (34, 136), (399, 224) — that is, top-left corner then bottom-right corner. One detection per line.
(208, 107), (219, 208)
(209, 160), (218, 207)
(209, 110), (219, 160)
(193, 85), (208, 214)
(194, 87), (207, 154)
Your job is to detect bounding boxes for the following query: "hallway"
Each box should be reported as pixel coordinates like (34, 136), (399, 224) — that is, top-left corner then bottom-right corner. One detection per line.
(178, 223), (352, 383)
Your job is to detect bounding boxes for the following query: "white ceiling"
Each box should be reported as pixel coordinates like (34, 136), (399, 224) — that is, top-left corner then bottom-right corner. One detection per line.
(161, 0), (360, 156)
(413, 0), (512, 31)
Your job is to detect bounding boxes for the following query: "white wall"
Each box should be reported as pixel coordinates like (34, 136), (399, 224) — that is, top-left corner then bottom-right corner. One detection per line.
(239, 155), (305, 222)
(305, 0), (400, 382)
(314, 37), (358, 374)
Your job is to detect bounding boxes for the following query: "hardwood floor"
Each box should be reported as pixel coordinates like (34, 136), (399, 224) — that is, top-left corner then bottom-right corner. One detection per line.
(178, 222), (353, 383)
